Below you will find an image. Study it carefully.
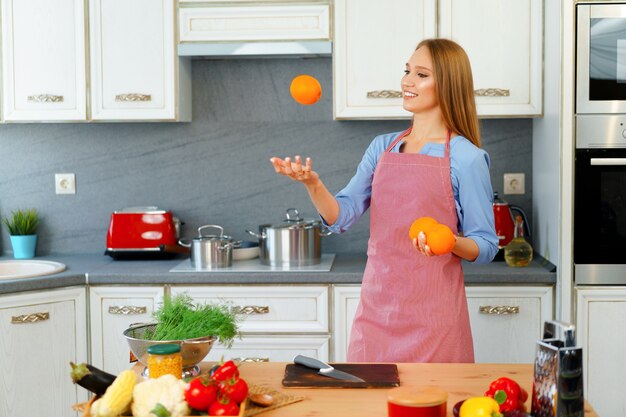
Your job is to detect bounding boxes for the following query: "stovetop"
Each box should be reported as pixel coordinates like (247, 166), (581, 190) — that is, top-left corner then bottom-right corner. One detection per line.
(169, 254), (335, 273)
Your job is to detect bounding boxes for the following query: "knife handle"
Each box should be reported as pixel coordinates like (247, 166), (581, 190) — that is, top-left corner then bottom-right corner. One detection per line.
(294, 354), (330, 370)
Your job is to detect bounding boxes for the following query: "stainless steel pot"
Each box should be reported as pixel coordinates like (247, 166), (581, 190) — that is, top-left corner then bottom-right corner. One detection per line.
(179, 225), (238, 269)
(247, 208), (331, 267)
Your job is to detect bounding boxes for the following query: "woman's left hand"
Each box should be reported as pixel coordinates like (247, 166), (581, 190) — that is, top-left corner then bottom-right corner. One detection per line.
(413, 232), (434, 256)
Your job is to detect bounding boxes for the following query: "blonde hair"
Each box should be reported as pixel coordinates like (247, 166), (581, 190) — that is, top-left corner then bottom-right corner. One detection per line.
(416, 39), (481, 147)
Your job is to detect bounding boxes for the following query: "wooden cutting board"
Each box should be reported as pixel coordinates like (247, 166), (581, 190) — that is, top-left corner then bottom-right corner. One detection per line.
(282, 363), (400, 388)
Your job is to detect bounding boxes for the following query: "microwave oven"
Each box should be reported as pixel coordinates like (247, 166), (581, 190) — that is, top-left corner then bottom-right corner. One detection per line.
(576, 3), (626, 114)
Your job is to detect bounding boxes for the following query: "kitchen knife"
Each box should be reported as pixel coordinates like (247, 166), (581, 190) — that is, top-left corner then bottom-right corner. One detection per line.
(293, 355), (366, 383)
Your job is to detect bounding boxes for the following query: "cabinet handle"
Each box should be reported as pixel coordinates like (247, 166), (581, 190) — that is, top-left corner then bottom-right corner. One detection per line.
(479, 305), (519, 315)
(115, 93), (152, 102)
(27, 94), (64, 103)
(231, 305), (270, 315)
(108, 306), (147, 315)
(11, 312), (50, 324)
(366, 90), (403, 99)
(474, 88), (510, 97)
(234, 357), (270, 363)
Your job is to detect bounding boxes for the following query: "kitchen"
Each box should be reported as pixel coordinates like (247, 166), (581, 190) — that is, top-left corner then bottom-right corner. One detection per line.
(0, 0), (617, 416)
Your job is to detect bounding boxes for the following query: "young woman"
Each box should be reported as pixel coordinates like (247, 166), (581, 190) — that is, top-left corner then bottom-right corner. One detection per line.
(270, 38), (498, 363)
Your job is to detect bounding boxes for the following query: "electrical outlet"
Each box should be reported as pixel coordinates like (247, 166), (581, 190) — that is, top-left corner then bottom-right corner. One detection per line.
(503, 173), (525, 195)
(55, 173), (76, 194)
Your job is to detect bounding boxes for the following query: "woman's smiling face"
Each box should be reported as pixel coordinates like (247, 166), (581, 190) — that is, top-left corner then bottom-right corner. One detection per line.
(401, 46), (439, 114)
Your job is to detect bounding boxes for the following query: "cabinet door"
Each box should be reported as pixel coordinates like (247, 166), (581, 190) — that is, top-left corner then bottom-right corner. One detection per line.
(577, 288), (626, 417)
(1, 0), (86, 121)
(333, 0), (436, 119)
(208, 335), (330, 362)
(89, 286), (163, 375)
(0, 287), (87, 417)
(466, 286), (553, 363)
(439, 0), (542, 116)
(332, 285), (361, 362)
(89, 0), (179, 120)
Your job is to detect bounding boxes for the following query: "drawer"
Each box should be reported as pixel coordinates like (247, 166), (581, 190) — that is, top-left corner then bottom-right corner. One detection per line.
(171, 286), (329, 333)
(206, 334), (330, 362)
(179, 4), (330, 42)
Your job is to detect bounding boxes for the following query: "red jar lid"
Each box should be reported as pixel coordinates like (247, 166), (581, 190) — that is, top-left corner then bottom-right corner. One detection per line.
(387, 386), (448, 407)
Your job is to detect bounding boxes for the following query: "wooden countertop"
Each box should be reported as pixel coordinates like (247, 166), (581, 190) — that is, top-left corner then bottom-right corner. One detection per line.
(227, 362), (597, 417)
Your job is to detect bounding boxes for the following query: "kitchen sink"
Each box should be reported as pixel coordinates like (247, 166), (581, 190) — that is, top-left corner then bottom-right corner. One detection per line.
(0, 260), (66, 280)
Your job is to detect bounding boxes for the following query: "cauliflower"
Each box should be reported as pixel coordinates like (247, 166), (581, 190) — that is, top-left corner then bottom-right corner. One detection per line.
(131, 374), (190, 417)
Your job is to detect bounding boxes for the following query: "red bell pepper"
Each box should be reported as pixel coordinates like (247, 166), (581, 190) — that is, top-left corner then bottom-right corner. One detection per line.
(484, 377), (528, 413)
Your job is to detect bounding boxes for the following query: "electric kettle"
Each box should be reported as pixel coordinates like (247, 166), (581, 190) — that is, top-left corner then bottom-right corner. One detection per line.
(493, 192), (531, 249)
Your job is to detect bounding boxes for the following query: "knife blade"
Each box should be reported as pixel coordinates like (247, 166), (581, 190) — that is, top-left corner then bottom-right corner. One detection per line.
(293, 354), (366, 383)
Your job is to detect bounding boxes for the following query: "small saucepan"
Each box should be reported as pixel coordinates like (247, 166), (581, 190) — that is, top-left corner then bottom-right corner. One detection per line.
(179, 225), (240, 269)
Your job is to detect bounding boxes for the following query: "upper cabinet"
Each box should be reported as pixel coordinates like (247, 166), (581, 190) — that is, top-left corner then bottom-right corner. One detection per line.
(90, 0), (190, 121)
(439, 0), (542, 117)
(333, 0), (543, 119)
(1, 0), (87, 121)
(0, 0), (190, 122)
(333, 0), (436, 119)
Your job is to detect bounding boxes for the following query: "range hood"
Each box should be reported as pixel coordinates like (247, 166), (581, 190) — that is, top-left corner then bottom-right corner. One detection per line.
(178, 40), (332, 59)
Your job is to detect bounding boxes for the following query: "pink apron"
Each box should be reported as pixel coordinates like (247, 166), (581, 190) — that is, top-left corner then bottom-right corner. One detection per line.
(347, 129), (474, 363)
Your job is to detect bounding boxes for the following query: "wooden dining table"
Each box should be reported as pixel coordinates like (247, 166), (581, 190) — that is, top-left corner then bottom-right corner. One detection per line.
(223, 361), (598, 417)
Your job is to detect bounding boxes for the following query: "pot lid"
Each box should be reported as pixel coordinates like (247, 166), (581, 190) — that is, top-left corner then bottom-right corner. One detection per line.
(268, 208), (322, 230)
(195, 225), (233, 241)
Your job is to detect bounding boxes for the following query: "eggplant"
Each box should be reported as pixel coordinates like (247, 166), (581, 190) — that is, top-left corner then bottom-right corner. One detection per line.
(69, 362), (116, 396)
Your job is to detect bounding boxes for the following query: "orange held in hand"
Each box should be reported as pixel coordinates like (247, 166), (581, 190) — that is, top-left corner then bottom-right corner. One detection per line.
(425, 223), (456, 255)
(290, 74), (322, 105)
(408, 216), (438, 241)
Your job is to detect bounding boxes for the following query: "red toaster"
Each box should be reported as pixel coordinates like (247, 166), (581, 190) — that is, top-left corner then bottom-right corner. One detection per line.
(105, 207), (180, 259)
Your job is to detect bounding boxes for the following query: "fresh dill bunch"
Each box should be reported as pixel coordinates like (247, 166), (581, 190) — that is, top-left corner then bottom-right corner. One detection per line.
(144, 293), (239, 346)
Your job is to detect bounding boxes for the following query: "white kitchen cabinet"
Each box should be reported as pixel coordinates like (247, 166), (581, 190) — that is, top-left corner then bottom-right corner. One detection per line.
(172, 285), (330, 361)
(89, 286), (163, 375)
(466, 286), (553, 363)
(1, 0), (87, 121)
(332, 284), (552, 364)
(333, 0), (542, 119)
(576, 287), (626, 417)
(333, 0), (436, 119)
(439, 0), (542, 117)
(0, 287), (87, 417)
(90, 0), (190, 121)
(332, 285), (361, 362)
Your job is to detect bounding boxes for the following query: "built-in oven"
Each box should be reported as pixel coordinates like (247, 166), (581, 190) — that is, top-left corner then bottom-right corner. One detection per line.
(574, 115), (626, 284)
(577, 3), (626, 114)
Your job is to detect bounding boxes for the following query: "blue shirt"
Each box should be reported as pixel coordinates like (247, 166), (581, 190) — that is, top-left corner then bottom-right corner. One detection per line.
(323, 131), (498, 264)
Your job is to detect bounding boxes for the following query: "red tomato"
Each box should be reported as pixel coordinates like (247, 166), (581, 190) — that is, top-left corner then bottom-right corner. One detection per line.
(209, 399), (240, 416)
(185, 377), (217, 411)
(212, 360), (240, 381)
(219, 378), (249, 404)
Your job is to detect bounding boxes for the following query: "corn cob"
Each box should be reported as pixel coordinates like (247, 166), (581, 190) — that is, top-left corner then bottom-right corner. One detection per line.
(90, 369), (136, 417)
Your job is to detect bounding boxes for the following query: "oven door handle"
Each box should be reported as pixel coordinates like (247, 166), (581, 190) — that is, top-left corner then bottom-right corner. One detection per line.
(590, 158), (626, 166)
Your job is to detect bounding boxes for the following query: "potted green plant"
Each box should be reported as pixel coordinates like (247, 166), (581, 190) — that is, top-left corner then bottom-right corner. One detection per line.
(2, 209), (40, 259)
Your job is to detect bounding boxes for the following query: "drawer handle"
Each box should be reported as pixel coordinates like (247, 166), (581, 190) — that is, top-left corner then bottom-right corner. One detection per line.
(108, 306), (147, 315)
(11, 312), (50, 324)
(479, 305), (519, 315)
(231, 306), (270, 315)
(474, 88), (510, 97)
(234, 357), (270, 363)
(27, 94), (64, 103)
(366, 90), (402, 99)
(115, 93), (152, 102)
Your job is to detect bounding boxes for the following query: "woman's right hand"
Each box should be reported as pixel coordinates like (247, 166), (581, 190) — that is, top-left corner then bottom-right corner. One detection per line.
(270, 155), (319, 185)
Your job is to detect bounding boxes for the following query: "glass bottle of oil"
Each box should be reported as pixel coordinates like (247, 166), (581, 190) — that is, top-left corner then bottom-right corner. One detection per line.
(504, 215), (533, 267)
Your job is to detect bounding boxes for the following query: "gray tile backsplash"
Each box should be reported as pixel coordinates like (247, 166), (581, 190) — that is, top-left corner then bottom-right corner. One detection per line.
(0, 58), (531, 256)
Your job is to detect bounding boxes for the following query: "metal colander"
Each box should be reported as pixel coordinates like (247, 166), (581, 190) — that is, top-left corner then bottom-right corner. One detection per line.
(123, 323), (216, 377)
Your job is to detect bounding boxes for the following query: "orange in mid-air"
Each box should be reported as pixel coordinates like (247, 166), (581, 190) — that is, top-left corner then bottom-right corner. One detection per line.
(425, 223), (456, 255)
(408, 216), (438, 241)
(290, 75), (322, 105)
